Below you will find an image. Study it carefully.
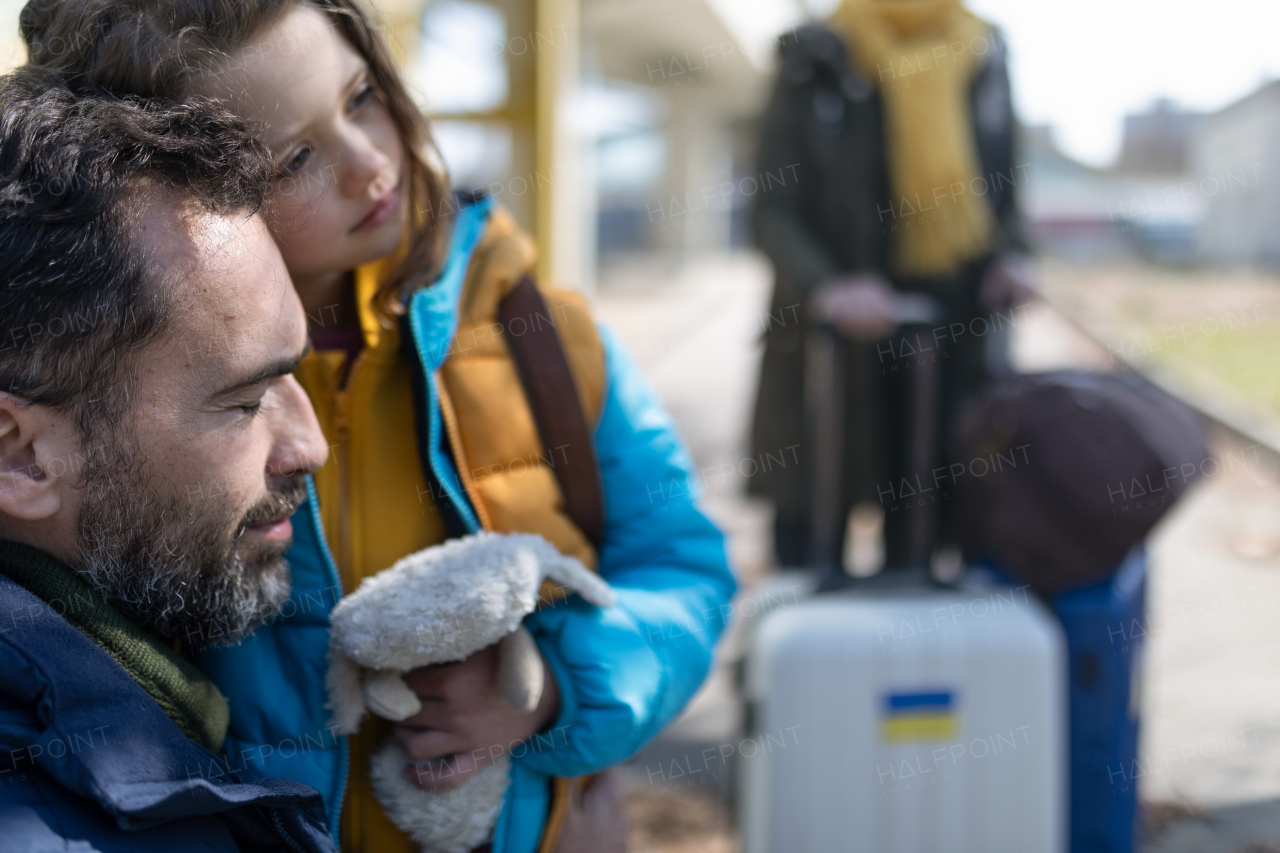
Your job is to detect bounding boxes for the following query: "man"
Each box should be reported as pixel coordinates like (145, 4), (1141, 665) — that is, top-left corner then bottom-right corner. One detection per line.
(0, 72), (334, 851)
(0, 73), (627, 853)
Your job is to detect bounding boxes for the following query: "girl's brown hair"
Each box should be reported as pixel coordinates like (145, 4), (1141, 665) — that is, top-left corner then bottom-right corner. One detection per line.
(20, 0), (453, 318)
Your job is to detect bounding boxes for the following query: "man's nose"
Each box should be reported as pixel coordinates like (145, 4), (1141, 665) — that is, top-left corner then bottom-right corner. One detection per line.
(268, 376), (330, 478)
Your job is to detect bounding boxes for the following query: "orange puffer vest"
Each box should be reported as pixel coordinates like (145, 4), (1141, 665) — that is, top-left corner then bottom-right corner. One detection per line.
(295, 203), (604, 853)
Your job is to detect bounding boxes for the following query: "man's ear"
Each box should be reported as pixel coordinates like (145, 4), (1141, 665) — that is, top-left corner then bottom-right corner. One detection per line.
(0, 392), (79, 521)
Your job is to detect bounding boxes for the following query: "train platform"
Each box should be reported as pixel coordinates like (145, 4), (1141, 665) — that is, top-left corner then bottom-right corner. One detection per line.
(594, 252), (1280, 853)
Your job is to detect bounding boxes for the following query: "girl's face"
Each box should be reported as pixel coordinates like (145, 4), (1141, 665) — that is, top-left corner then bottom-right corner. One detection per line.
(198, 5), (406, 291)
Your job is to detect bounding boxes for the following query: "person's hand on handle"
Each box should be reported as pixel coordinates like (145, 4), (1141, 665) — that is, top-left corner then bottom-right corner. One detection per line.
(810, 273), (899, 341)
(393, 642), (561, 791)
(979, 252), (1039, 314)
(555, 770), (629, 853)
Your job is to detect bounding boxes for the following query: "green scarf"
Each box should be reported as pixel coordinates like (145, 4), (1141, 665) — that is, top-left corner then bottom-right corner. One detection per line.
(0, 539), (229, 755)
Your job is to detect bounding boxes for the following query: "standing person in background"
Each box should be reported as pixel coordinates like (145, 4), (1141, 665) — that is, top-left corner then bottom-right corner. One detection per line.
(749, 0), (1036, 569)
(20, 1), (732, 851)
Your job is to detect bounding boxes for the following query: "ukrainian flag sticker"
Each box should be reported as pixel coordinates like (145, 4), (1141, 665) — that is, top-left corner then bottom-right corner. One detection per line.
(881, 691), (958, 743)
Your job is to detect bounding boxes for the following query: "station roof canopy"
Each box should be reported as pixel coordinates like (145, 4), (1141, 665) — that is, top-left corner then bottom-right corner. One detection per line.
(584, 0), (807, 115)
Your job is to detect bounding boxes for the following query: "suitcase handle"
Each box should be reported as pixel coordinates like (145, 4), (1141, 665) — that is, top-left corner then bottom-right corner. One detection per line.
(807, 295), (945, 592)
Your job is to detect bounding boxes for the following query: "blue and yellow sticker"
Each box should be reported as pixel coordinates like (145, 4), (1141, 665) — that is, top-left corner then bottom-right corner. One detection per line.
(880, 691), (958, 743)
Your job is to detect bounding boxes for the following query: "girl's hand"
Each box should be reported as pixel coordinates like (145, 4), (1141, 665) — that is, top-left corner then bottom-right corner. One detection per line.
(555, 770), (630, 853)
(393, 643), (561, 791)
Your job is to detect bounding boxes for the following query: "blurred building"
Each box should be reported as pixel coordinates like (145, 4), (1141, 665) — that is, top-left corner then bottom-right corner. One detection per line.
(1021, 125), (1132, 261)
(583, 0), (804, 270)
(1193, 80), (1280, 267)
(1024, 100), (1207, 265)
(1111, 100), (1204, 264)
(1115, 98), (1203, 175)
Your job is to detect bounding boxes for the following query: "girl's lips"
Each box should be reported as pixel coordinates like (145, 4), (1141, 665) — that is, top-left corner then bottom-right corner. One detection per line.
(247, 516), (294, 542)
(352, 187), (400, 233)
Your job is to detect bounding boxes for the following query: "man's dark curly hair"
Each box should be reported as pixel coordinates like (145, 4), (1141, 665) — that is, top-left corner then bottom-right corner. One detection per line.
(0, 68), (273, 449)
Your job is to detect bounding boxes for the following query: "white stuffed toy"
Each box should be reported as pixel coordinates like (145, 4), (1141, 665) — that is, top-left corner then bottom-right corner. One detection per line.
(326, 532), (614, 853)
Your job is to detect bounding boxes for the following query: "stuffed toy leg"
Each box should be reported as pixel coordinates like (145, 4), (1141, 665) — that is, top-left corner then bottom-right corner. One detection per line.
(326, 532), (614, 853)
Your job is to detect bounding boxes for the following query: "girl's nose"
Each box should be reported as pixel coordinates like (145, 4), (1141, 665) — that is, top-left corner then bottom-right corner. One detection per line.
(338, 128), (391, 198)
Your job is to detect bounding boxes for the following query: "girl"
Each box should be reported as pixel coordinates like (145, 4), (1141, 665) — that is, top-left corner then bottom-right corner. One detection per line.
(19, 2), (735, 852)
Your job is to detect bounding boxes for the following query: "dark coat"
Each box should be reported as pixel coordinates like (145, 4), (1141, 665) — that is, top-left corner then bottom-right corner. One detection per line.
(0, 570), (335, 853)
(748, 23), (1027, 555)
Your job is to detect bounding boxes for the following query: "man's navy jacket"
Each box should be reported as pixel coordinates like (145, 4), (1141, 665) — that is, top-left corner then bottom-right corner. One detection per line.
(0, 572), (335, 852)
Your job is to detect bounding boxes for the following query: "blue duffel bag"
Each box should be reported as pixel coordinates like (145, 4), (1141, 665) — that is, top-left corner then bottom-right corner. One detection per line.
(1053, 547), (1147, 853)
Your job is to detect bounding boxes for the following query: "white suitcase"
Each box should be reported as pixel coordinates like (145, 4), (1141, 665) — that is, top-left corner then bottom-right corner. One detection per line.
(738, 315), (1067, 852)
(739, 573), (1067, 853)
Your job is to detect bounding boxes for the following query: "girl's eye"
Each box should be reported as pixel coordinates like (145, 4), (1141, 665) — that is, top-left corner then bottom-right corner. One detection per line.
(349, 82), (376, 111)
(279, 146), (312, 177)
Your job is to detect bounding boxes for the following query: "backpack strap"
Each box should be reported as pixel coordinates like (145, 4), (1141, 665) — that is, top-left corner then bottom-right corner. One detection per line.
(498, 275), (605, 550)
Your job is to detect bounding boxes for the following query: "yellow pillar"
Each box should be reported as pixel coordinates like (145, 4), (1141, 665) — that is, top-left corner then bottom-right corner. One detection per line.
(369, 0), (426, 65)
(373, 0), (583, 288)
(534, 0), (582, 288)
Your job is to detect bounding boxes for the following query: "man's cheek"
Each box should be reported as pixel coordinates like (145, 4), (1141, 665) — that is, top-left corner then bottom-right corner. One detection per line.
(181, 437), (266, 514)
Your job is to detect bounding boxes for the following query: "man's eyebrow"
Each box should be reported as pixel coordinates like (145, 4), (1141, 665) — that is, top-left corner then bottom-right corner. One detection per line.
(208, 342), (311, 402)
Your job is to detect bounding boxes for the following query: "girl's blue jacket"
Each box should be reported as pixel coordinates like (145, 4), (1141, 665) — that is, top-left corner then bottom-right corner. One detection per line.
(195, 196), (738, 852)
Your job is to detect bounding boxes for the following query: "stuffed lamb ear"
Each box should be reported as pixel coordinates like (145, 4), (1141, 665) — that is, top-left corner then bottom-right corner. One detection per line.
(326, 640), (368, 736)
(544, 553), (615, 608)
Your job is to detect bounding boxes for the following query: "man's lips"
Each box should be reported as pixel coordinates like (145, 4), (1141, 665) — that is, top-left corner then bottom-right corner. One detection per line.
(246, 514), (294, 542)
(352, 186), (400, 233)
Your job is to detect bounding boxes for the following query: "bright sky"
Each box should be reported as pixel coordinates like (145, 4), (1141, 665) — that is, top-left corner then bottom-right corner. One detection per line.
(964, 0), (1280, 166)
(782, 0), (1280, 166)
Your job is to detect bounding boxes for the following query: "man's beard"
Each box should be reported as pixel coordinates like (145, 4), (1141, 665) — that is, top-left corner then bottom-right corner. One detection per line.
(70, 438), (305, 649)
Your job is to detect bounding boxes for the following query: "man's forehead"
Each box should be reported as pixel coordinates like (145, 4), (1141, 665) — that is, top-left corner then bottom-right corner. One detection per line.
(136, 194), (287, 317)
(129, 190), (301, 378)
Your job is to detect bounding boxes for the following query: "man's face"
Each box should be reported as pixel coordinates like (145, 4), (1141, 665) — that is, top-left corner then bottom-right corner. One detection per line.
(69, 194), (328, 647)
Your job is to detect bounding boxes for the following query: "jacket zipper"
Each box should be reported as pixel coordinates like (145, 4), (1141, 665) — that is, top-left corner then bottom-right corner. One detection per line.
(333, 398), (353, 590)
(406, 300), (483, 536)
(332, 347), (369, 589)
(304, 477), (348, 848)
